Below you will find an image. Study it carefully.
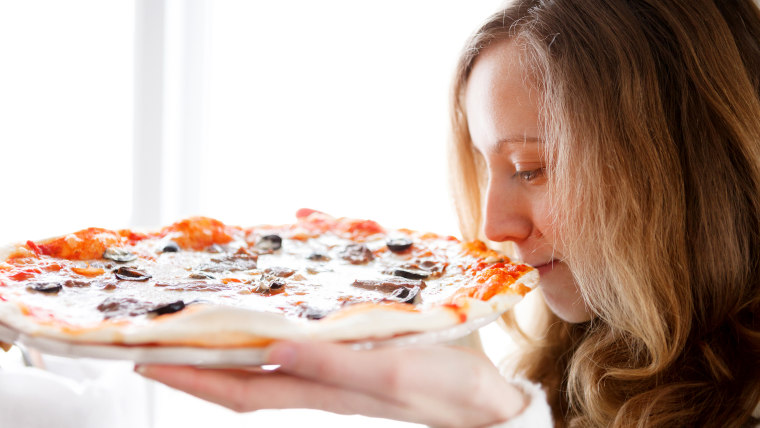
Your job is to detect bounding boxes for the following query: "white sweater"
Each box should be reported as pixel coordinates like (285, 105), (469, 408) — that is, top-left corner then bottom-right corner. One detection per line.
(487, 378), (553, 427)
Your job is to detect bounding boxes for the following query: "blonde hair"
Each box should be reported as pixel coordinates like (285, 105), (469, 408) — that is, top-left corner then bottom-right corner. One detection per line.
(450, 0), (760, 426)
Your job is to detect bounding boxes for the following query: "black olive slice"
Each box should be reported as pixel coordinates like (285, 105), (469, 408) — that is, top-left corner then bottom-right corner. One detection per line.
(149, 300), (185, 316)
(390, 267), (430, 280)
(257, 234), (282, 251)
(103, 247), (137, 263)
(162, 241), (180, 253)
(386, 238), (413, 253)
(390, 285), (421, 304)
(114, 266), (152, 281)
(28, 282), (63, 294)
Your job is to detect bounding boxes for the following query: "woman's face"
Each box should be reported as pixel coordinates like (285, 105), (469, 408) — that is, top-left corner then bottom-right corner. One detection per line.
(465, 41), (591, 323)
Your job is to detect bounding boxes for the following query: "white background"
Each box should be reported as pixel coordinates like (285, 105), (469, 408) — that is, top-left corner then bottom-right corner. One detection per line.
(0, 1), (514, 427)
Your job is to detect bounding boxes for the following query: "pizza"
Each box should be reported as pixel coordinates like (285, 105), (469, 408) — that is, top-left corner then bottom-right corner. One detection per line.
(0, 209), (537, 348)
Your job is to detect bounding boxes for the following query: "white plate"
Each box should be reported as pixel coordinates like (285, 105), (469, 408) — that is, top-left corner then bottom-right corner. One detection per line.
(0, 312), (500, 367)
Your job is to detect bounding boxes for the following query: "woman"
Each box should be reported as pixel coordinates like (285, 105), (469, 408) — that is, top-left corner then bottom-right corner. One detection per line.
(137, 0), (760, 426)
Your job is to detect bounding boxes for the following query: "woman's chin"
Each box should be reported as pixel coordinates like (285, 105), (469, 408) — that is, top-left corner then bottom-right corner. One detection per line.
(537, 263), (592, 323)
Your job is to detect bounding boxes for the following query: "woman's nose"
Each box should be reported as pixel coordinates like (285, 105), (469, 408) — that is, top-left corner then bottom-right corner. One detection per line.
(482, 179), (532, 243)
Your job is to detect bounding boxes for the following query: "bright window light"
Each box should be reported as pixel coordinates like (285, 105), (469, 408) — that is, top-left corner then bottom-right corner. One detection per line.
(0, 0), (134, 242)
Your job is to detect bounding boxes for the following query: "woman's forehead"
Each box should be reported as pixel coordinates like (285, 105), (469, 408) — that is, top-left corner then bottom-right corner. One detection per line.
(465, 40), (541, 155)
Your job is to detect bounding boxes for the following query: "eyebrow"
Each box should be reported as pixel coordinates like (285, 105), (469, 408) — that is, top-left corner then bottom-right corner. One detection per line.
(485, 135), (541, 155)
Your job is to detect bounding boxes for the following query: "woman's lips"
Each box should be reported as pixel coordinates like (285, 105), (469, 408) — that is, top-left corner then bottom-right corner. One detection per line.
(534, 260), (558, 276)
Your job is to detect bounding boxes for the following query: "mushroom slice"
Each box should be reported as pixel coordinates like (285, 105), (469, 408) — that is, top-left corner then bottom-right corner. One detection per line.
(351, 278), (426, 292)
(264, 266), (295, 278)
(97, 297), (154, 318)
(297, 304), (330, 320)
(340, 244), (374, 264)
(103, 247), (137, 263)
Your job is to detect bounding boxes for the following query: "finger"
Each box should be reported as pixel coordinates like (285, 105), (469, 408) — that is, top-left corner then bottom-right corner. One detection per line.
(135, 364), (427, 421)
(137, 365), (252, 409)
(265, 341), (405, 400)
(265, 341), (476, 403)
(266, 341), (517, 413)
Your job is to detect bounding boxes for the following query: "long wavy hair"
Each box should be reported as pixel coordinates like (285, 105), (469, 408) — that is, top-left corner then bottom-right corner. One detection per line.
(449, 0), (760, 426)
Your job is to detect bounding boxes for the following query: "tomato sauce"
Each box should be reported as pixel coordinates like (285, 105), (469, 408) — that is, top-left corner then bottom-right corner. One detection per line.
(35, 228), (122, 260)
(160, 217), (235, 250)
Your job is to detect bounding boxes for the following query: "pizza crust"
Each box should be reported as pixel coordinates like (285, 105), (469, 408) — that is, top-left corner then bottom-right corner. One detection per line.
(0, 270), (537, 347)
(0, 214), (539, 349)
(0, 244), (15, 262)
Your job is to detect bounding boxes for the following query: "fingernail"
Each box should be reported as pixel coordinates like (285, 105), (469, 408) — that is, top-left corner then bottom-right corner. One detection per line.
(266, 343), (296, 367)
(134, 364), (148, 376)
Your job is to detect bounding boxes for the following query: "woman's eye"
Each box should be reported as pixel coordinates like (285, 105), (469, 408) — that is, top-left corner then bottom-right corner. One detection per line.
(514, 168), (546, 183)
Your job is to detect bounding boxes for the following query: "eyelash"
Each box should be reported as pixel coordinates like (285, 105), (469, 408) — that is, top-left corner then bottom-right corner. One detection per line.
(514, 167), (546, 183)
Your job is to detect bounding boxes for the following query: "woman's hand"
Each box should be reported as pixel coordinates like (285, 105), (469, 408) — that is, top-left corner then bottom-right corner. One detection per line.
(135, 341), (527, 428)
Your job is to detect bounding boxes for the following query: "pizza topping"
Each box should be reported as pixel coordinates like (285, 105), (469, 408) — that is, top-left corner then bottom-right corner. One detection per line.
(207, 244), (225, 253)
(27, 282), (63, 294)
(94, 280), (118, 290)
(340, 244), (374, 264)
(253, 274), (286, 295)
(387, 267), (430, 280)
(200, 252), (258, 273)
(264, 266), (295, 278)
(306, 252), (330, 261)
(188, 272), (215, 280)
(161, 241), (179, 253)
(71, 265), (106, 277)
(389, 285), (421, 304)
(34, 228), (123, 261)
(297, 304), (329, 320)
(103, 247), (138, 263)
(0, 212), (537, 346)
(385, 260), (447, 280)
(161, 241), (180, 253)
(148, 300), (186, 316)
(386, 238), (413, 253)
(9, 270), (39, 281)
(420, 259), (443, 271)
(63, 279), (90, 288)
(156, 281), (229, 292)
(97, 297), (153, 318)
(113, 267), (152, 281)
(352, 278), (427, 292)
(257, 234), (283, 251)
(161, 217), (234, 251)
(338, 219), (385, 239)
